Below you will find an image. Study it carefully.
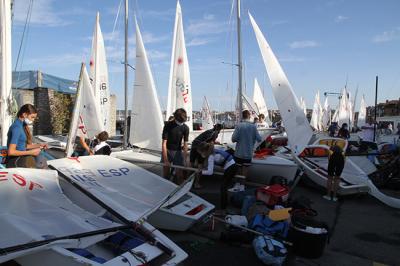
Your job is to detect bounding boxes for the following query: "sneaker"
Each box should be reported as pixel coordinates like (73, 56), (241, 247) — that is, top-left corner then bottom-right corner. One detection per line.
(228, 182), (242, 192)
(332, 197), (338, 202)
(323, 195), (332, 201)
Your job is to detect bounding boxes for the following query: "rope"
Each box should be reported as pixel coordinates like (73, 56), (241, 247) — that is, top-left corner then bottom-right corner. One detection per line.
(14, 0), (33, 72)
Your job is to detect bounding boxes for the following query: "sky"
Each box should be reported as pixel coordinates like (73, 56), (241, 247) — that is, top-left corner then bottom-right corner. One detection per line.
(11, 0), (400, 112)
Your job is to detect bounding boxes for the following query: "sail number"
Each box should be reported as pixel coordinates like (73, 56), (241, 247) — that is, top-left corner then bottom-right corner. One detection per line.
(176, 78), (189, 104)
(0, 171), (43, 191)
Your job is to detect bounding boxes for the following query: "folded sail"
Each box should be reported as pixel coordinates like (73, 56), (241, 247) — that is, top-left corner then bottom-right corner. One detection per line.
(130, 21), (164, 150)
(249, 13), (312, 154)
(338, 87), (350, 127)
(0, 0), (12, 146)
(201, 96), (214, 130)
(253, 78), (271, 126)
(300, 97), (307, 115)
(166, 1), (192, 130)
(89, 12), (110, 133)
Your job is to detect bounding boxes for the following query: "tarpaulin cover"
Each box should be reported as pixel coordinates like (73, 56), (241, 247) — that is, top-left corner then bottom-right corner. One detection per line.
(0, 168), (118, 250)
(48, 155), (193, 222)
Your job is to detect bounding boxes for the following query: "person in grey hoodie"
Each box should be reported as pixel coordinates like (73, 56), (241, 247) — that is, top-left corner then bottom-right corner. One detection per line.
(231, 110), (262, 178)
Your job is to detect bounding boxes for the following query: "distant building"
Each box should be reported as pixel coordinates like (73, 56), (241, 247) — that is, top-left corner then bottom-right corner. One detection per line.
(13, 70), (117, 136)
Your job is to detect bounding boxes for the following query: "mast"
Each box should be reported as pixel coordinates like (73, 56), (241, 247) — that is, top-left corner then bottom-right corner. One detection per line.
(123, 0), (128, 149)
(236, 0), (243, 121)
(373, 76), (378, 142)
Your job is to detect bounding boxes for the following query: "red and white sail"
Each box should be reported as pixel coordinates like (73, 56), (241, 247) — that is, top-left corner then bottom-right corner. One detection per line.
(89, 12), (110, 133)
(166, 1), (192, 130)
(66, 64), (104, 157)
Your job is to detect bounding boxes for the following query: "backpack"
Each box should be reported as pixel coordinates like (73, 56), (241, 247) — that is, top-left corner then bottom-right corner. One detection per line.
(249, 214), (289, 238)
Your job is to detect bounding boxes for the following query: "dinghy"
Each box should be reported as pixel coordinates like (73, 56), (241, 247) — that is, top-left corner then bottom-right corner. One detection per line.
(0, 168), (187, 265)
(48, 155), (214, 232)
(201, 96), (214, 130)
(249, 12), (400, 208)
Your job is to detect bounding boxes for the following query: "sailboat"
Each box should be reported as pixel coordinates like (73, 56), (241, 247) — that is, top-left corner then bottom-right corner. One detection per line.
(299, 97), (307, 116)
(166, 0), (192, 130)
(310, 91), (322, 131)
(321, 97), (330, 131)
(357, 95), (367, 128)
(89, 12), (111, 133)
(112, 18), (214, 231)
(249, 12), (400, 208)
(201, 96), (214, 130)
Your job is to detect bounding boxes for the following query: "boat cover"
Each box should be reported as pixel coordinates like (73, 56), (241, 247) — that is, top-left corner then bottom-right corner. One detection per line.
(0, 168), (119, 260)
(48, 155), (194, 222)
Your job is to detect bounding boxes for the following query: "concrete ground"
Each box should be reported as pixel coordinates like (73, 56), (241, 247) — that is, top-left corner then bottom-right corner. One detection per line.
(140, 162), (400, 266)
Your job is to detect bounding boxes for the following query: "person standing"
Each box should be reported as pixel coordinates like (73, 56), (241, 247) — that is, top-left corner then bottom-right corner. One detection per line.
(232, 110), (262, 178)
(6, 104), (47, 168)
(161, 108), (189, 184)
(324, 145), (345, 201)
(257, 114), (268, 128)
(328, 122), (338, 137)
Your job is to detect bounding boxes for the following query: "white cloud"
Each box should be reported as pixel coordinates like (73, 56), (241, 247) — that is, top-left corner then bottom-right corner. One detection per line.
(186, 14), (227, 36)
(26, 53), (86, 66)
(142, 32), (169, 44)
(289, 40), (320, 49)
(372, 27), (400, 43)
(147, 50), (168, 60)
(13, 0), (70, 27)
(334, 15), (349, 23)
(187, 38), (214, 47)
(139, 8), (175, 21)
(278, 55), (306, 63)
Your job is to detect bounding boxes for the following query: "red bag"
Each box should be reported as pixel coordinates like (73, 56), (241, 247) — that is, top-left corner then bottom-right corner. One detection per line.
(256, 184), (289, 206)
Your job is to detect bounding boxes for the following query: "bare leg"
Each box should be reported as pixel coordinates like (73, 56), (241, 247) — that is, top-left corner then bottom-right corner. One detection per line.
(163, 166), (170, 180)
(194, 164), (203, 188)
(325, 175), (333, 198)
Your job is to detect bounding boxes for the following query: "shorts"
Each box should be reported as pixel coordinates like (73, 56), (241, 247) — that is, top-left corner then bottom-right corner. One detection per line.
(6, 155), (36, 168)
(233, 156), (252, 167)
(328, 157), (344, 176)
(189, 148), (205, 165)
(161, 150), (184, 166)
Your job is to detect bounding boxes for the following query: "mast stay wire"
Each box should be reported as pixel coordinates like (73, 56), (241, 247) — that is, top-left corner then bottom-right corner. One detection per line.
(14, 0), (33, 76)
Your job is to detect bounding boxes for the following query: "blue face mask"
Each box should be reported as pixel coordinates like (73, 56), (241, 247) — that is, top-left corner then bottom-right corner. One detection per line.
(24, 118), (33, 125)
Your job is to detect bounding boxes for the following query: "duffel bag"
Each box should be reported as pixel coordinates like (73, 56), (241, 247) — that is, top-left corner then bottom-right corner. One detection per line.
(253, 235), (287, 266)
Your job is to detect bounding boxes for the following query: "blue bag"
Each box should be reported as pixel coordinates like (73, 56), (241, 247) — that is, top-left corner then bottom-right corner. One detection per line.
(249, 214), (289, 238)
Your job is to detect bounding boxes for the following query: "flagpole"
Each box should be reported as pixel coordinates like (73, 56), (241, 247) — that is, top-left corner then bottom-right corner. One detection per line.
(123, 0), (128, 149)
(236, 0), (243, 121)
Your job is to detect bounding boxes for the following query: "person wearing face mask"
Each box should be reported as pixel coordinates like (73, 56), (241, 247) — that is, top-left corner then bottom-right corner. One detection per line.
(337, 123), (350, 139)
(161, 108), (190, 184)
(6, 104), (48, 168)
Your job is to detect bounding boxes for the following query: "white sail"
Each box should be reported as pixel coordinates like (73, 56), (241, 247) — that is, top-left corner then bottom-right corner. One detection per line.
(89, 12), (110, 133)
(310, 91), (322, 131)
(201, 96), (213, 130)
(332, 106), (339, 123)
(321, 97), (331, 130)
(130, 21), (164, 150)
(249, 13), (312, 154)
(252, 78), (271, 126)
(166, 1), (192, 130)
(338, 87), (350, 127)
(0, 0), (12, 146)
(357, 95), (367, 128)
(299, 97), (307, 116)
(66, 64), (104, 157)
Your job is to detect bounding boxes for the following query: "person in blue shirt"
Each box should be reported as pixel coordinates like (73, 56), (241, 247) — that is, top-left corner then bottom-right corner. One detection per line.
(6, 104), (47, 168)
(232, 110), (262, 178)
